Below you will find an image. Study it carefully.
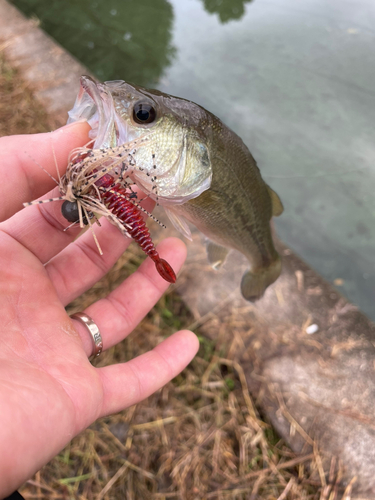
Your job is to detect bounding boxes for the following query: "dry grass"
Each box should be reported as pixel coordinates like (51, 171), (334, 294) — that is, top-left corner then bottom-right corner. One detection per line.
(1, 52), (347, 499)
(0, 53), (50, 136)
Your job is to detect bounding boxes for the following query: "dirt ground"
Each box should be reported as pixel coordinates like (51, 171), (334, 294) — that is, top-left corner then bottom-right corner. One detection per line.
(1, 52), (343, 500)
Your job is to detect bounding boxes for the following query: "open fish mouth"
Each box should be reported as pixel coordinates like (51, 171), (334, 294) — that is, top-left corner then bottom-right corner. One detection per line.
(67, 76), (119, 149)
(67, 76), (212, 206)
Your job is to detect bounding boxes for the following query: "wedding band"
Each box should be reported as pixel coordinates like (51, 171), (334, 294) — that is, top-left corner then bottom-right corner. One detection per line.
(71, 312), (103, 359)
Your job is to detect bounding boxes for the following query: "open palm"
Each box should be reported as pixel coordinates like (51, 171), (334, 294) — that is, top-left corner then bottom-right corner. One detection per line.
(0, 122), (198, 497)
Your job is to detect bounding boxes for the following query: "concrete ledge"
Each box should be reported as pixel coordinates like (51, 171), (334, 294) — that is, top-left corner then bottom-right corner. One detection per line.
(0, 0), (92, 128)
(171, 230), (375, 498)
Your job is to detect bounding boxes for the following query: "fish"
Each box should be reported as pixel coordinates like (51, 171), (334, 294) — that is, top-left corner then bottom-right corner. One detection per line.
(67, 76), (284, 301)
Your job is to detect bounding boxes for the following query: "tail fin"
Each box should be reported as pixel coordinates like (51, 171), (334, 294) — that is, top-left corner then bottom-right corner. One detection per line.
(240, 256), (281, 302)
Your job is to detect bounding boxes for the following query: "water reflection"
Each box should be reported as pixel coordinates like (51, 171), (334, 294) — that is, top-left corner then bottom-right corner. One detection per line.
(10, 0), (175, 85)
(200, 0), (252, 23)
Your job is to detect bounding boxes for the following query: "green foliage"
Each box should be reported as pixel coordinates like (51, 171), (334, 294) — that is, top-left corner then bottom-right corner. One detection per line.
(201, 0), (253, 23)
(224, 376), (235, 390)
(10, 0), (176, 85)
(197, 334), (217, 361)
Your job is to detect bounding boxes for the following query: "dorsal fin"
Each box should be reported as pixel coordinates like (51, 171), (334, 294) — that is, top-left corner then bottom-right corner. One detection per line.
(267, 185), (284, 217)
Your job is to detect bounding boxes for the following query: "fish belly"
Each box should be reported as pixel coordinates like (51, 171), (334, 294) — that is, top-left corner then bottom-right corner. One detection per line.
(173, 185), (281, 301)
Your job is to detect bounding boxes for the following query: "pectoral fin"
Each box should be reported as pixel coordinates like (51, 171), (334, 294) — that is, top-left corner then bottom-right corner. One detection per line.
(164, 207), (192, 241)
(267, 185), (284, 217)
(206, 241), (230, 270)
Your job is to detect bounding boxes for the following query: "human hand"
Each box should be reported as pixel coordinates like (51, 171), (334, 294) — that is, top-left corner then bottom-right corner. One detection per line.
(0, 123), (198, 496)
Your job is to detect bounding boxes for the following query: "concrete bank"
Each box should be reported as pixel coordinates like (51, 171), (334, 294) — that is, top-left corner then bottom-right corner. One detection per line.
(0, 0), (92, 127)
(1, 0), (375, 496)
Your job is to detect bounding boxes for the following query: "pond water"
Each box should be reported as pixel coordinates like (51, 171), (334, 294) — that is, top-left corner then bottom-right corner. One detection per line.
(10, 0), (375, 320)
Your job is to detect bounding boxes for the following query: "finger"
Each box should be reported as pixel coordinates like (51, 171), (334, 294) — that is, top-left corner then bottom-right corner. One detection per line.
(98, 330), (199, 416)
(1, 184), (153, 266)
(70, 238), (186, 357)
(0, 186), (83, 264)
(46, 198), (154, 304)
(0, 122), (91, 221)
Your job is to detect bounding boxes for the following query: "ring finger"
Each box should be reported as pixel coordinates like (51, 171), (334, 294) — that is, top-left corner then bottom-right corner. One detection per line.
(69, 237), (187, 358)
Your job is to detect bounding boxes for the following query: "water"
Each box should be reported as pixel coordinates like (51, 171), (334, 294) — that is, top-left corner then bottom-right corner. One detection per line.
(10, 0), (375, 319)
(10, 0), (176, 85)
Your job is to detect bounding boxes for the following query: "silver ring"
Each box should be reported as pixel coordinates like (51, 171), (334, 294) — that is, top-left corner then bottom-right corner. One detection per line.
(71, 312), (103, 359)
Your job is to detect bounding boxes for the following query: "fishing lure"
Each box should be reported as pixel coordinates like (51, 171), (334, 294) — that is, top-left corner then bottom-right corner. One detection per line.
(95, 173), (175, 283)
(24, 142), (176, 283)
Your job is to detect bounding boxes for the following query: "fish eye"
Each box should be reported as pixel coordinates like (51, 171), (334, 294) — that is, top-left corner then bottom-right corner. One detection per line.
(133, 102), (157, 124)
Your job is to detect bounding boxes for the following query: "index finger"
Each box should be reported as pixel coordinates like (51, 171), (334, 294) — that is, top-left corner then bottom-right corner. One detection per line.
(0, 121), (91, 221)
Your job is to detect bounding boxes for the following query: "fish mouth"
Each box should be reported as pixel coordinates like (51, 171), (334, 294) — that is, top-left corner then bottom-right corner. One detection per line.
(67, 77), (212, 205)
(67, 76), (118, 149)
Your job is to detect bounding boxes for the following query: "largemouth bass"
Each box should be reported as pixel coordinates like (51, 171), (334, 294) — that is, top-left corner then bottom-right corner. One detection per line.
(67, 76), (283, 301)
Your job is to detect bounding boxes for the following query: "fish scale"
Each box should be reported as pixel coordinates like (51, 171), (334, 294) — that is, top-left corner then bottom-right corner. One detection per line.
(67, 75), (283, 301)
